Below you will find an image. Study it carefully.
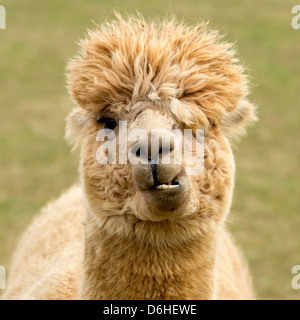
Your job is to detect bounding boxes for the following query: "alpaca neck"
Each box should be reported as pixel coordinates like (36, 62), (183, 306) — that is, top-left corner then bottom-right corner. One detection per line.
(80, 212), (219, 300)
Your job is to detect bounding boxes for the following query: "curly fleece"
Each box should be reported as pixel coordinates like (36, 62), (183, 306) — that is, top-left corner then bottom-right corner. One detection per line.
(67, 14), (248, 125)
(3, 14), (256, 300)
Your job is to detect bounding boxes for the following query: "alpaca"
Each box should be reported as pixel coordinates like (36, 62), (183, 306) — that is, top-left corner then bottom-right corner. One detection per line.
(3, 15), (256, 300)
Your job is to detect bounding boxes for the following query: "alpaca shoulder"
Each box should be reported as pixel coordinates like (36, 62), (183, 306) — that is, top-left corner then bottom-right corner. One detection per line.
(3, 185), (84, 300)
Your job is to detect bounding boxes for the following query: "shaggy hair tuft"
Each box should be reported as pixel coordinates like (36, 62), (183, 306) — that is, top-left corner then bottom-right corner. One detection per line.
(67, 14), (248, 125)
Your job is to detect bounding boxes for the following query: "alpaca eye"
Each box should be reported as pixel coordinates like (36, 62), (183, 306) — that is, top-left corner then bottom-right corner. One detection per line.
(97, 118), (117, 130)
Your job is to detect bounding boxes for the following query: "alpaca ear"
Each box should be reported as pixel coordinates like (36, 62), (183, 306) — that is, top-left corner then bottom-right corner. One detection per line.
(65, 107), (93, 151)
(219, 99), (257, 139)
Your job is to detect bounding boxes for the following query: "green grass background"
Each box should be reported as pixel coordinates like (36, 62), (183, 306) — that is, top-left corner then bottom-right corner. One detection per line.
(0, 0), (299, 299)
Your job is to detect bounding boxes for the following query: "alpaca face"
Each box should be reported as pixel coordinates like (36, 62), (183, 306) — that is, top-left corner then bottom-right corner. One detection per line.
(66, 102), (238, 223)
(65, 16), (256, 225)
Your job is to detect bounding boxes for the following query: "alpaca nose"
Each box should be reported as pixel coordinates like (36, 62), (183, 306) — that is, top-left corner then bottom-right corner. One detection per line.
(130, 133), (182, 191)
(130, 133), (175, 166)
(131, 133), (187, 213)
(148, 147), (175, 186)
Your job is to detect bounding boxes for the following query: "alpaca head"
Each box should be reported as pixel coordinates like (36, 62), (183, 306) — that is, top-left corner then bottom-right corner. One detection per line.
(66, 15), (256, 226)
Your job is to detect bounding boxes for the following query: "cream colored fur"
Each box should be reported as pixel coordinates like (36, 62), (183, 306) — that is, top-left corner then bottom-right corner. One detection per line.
(4, 186), (253, 300)
(3, 14), (256, 300)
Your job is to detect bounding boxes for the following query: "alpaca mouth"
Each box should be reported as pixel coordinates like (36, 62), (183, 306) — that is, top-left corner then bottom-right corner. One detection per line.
(154, 179), (180, 190)
(141, 173), (188, 214)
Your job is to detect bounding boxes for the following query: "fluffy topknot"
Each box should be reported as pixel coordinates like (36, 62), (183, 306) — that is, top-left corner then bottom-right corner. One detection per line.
(67, 14), (248, 124)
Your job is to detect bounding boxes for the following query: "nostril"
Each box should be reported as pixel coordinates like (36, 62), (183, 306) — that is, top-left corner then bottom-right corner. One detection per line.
(159, 147), (172, 155)
(130, 145), (145, 158)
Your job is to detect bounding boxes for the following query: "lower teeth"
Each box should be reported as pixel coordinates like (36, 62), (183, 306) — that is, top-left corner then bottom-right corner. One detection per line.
(155, 184), (179, 190)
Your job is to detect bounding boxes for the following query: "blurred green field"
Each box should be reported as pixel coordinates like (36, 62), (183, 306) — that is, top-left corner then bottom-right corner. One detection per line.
(0, 0), (299, 299)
